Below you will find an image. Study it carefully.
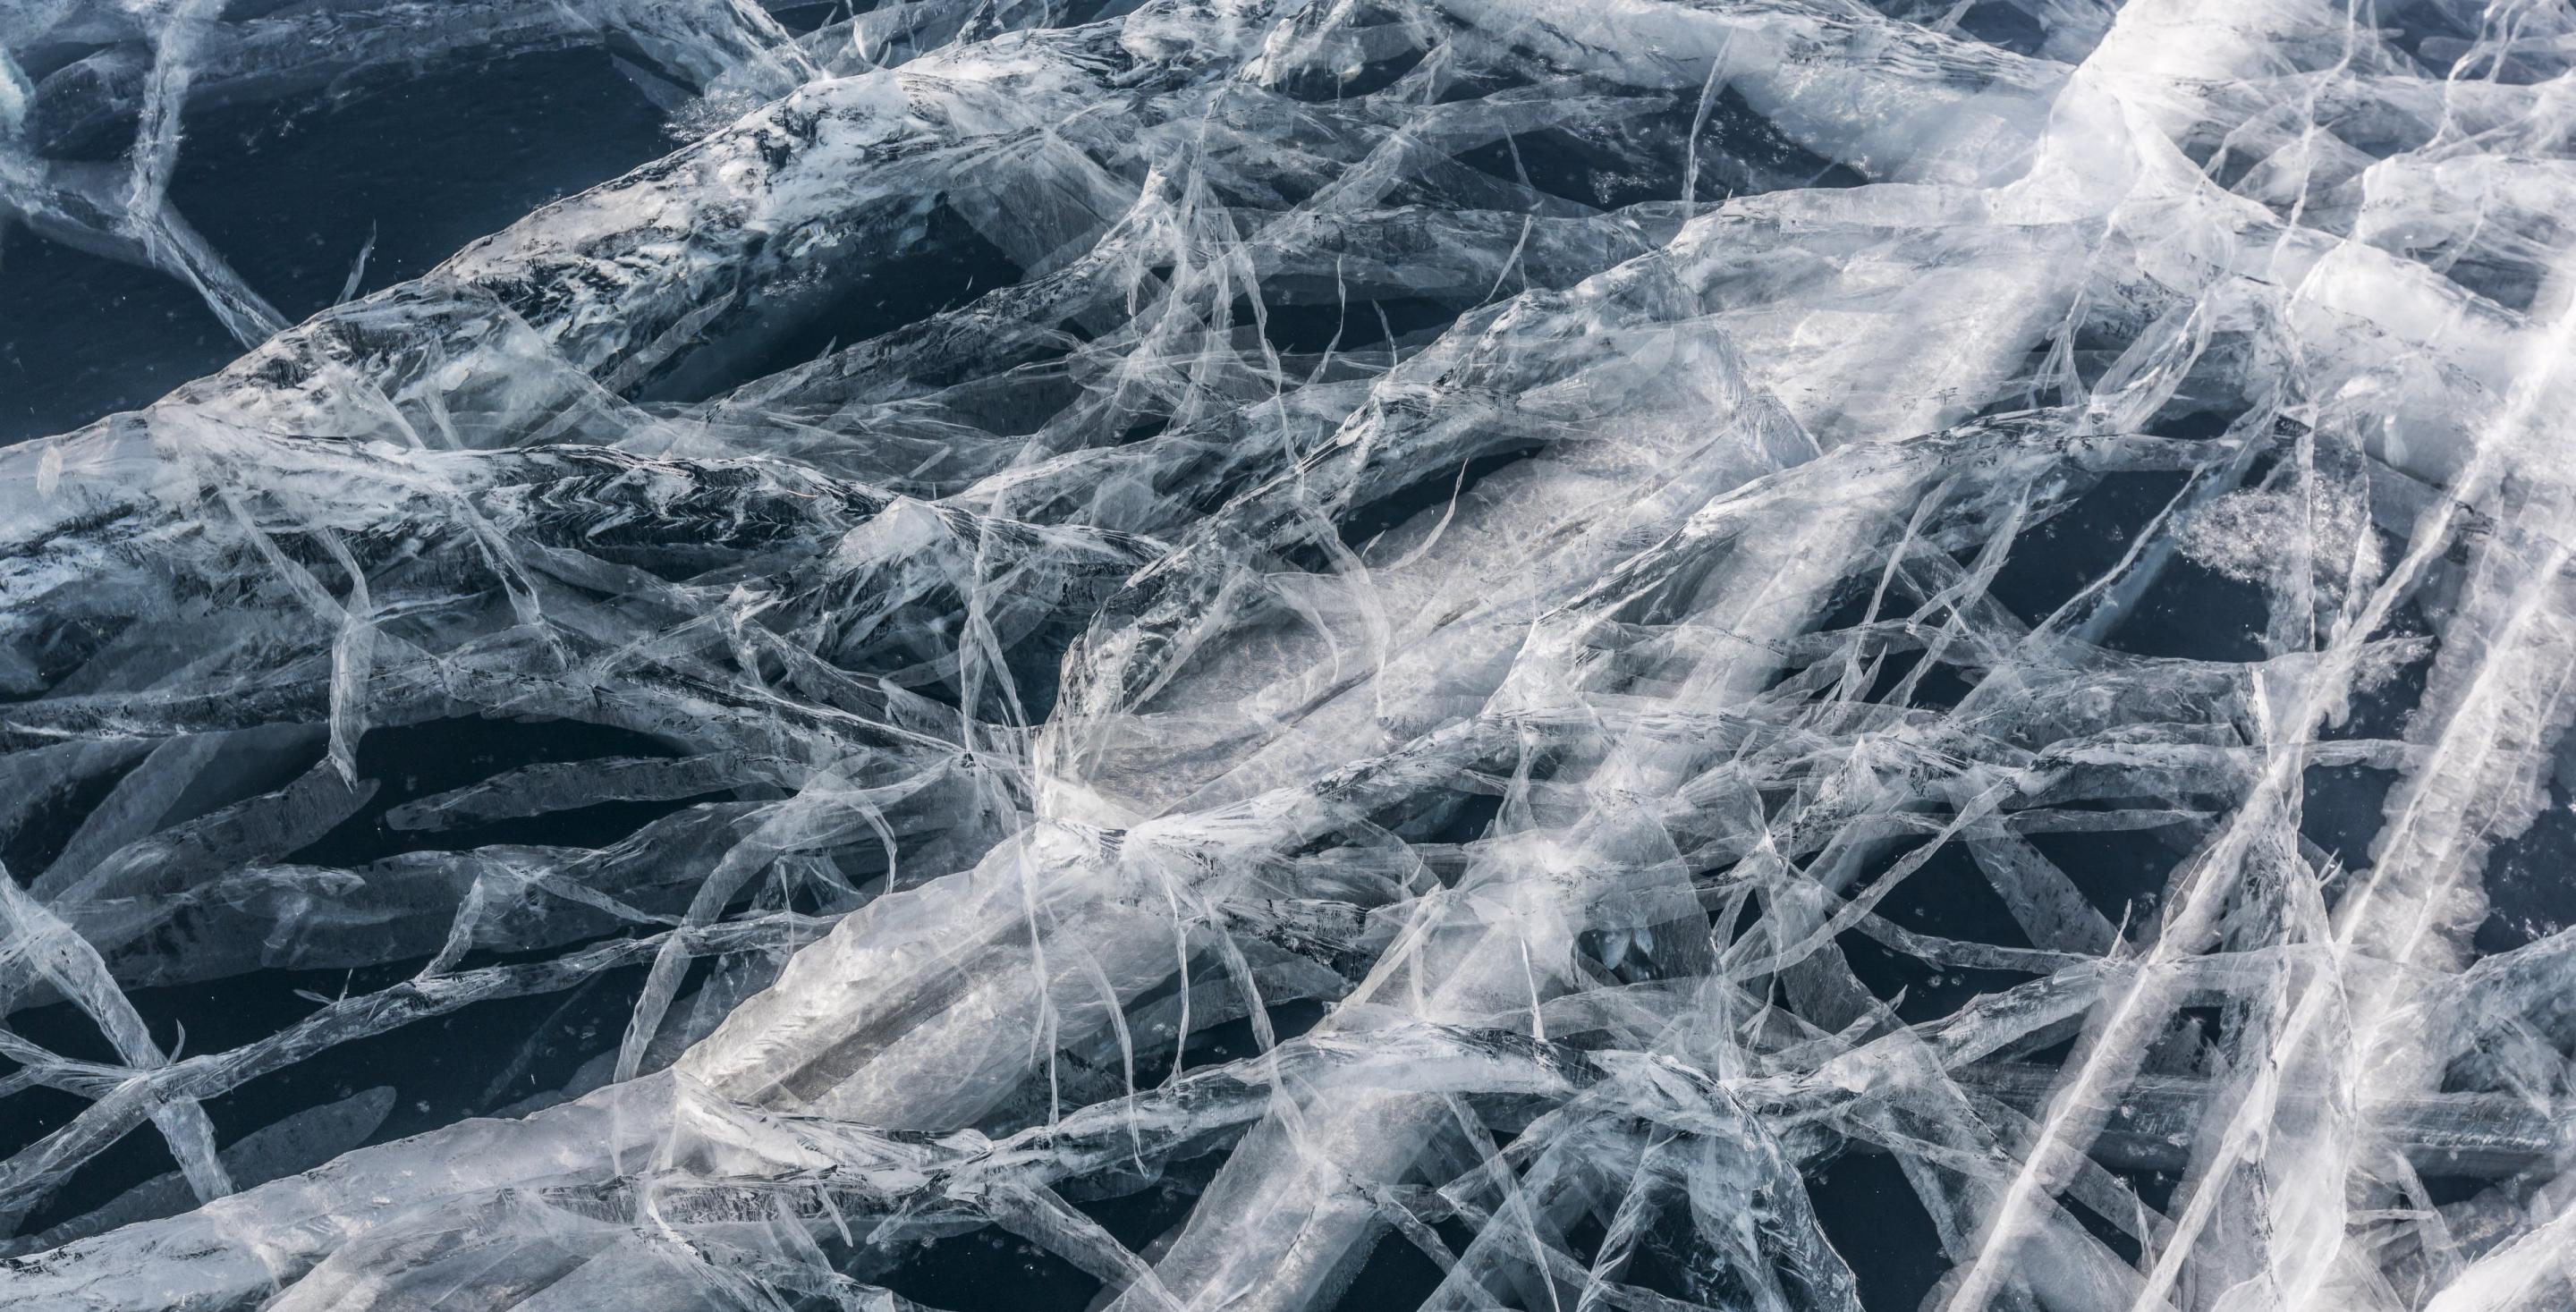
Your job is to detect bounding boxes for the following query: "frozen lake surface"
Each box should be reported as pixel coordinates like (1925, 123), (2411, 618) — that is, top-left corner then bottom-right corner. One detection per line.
(5, 1), (2576, 1309)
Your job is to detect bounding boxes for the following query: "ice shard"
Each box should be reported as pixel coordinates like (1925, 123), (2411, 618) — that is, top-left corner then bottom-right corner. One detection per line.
(7, 0), (2576, 1308)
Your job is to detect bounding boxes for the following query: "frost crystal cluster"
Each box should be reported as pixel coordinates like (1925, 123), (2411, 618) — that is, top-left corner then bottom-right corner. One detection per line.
(4, 0), (2576, 1309)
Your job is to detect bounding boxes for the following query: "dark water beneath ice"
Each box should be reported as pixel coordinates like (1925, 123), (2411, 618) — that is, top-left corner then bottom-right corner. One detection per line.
(0, 48), (670, 444)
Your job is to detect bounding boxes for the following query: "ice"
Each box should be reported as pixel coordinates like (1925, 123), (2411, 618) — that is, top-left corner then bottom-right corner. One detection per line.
(12, 0), (807, 155)
(7, 0), (2576, 1308)
(0, 1085), (394, 1257)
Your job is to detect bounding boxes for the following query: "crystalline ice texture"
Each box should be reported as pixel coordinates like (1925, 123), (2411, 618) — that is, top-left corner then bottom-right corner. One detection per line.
(6, 0), (2576, 1308)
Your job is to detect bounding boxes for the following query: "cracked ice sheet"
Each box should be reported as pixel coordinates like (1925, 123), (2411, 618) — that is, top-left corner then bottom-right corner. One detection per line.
(7, 0), (2576, 1309)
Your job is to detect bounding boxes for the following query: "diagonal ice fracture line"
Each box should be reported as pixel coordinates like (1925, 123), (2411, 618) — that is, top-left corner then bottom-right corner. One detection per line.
(0, 868), (232, 1219)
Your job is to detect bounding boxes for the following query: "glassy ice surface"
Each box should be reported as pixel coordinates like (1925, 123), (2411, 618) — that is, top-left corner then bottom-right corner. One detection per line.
(4, 0), (2576, 1308)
